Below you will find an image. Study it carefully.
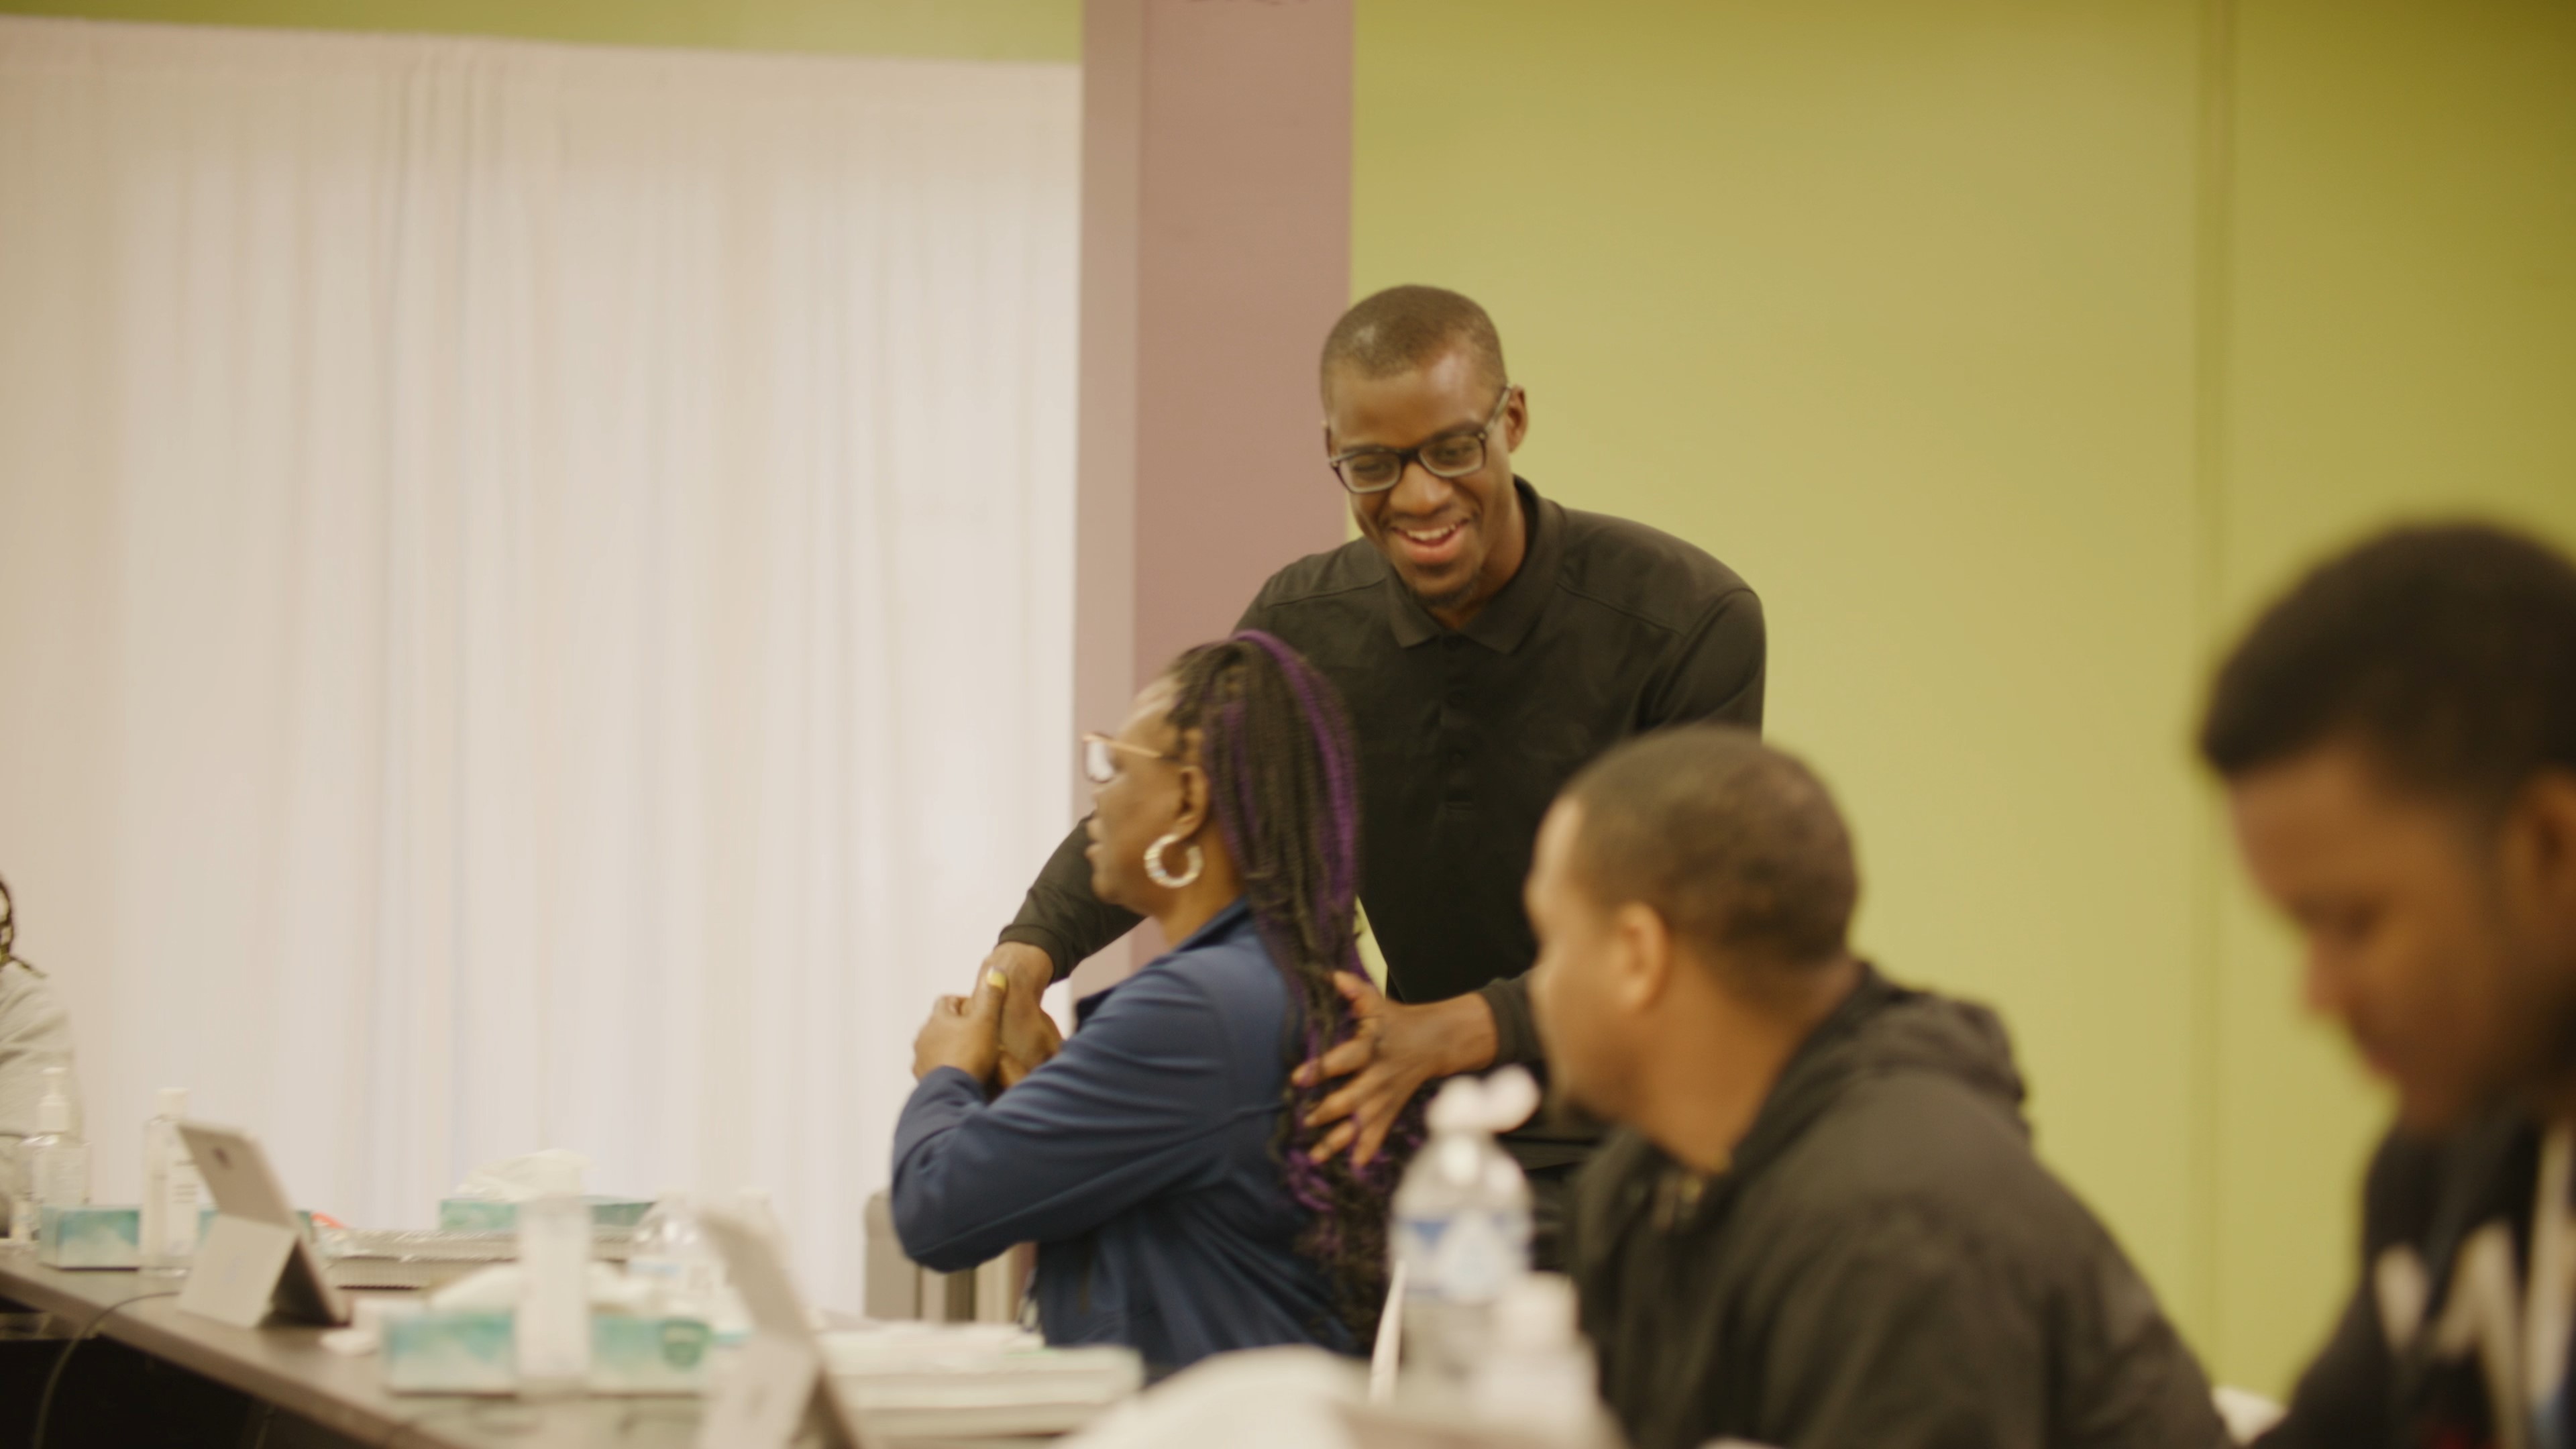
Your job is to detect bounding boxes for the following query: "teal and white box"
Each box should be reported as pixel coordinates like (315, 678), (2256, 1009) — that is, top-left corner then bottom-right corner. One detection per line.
(435, 1196), (653, 1233)
(195, 1205), (313, 1236)
(38, 1205), (139, 1269)
(384, 1309), (517, 1395)
(383, 1310), (714, 1395)
(591, 1316), (715, 1395)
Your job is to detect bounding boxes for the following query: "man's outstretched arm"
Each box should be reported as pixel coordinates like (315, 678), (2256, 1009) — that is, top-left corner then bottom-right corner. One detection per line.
(992, 818), (1142, 985)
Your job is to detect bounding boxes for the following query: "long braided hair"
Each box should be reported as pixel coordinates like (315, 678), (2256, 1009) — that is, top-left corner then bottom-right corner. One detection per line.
(1162, 631), (1417, 1346)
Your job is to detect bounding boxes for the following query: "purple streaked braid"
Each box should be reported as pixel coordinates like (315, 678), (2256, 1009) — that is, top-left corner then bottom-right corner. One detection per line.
(1161, 630), (1421, 1347)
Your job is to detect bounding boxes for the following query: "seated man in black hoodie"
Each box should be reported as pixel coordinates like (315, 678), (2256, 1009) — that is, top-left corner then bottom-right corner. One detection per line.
(1526, 725), (2225, 1449)
(2201, 525), (2576, 1449)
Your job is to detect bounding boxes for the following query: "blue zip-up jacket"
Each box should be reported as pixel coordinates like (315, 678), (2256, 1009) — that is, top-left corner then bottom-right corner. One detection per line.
(890, 899), (1348, 1373)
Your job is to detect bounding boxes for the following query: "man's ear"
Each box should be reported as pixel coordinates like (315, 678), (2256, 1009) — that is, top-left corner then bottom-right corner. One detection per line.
(2507, 769), (2576, 952)
(1608, 900), (1675, 1013)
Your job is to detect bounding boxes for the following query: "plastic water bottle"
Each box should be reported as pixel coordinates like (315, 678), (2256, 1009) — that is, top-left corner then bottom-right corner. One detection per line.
(12, 1068), (87, 1242)
(1394, 1067), (1540, 1393)
(628, 1189), (724, 1320)
(515, 1157), (591, 1398)
(140, 1087), (204, 1273)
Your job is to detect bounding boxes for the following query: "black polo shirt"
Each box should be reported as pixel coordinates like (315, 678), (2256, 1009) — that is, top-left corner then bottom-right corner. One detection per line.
(1000, 478), (1764, 1168)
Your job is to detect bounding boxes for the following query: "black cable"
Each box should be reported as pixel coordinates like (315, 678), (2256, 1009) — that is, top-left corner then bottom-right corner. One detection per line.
(243, 1400), (276, 1449)
(30, 1288), (186, 1449)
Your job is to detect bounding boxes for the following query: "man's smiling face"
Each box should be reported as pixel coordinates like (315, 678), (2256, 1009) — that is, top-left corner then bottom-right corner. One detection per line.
(1326, 346), (1528, 627)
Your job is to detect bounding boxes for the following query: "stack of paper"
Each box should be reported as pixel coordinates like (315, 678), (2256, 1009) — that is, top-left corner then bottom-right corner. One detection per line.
(822, 1323), (1144, 1439)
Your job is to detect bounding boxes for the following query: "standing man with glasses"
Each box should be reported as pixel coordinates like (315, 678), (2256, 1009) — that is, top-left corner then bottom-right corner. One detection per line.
(979, 286), (1765, 1265)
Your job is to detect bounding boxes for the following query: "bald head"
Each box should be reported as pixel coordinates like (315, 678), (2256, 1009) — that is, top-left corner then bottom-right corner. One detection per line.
(1562, 727), (1858, 983)
(1320, 285), (1507, 404)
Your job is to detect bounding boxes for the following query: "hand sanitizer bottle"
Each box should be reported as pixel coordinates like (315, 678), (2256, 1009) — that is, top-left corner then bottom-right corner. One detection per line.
(15, 1069), (87, 1243)
(516, 1157), (592, 1398)
(140, 1087), (203, 1273)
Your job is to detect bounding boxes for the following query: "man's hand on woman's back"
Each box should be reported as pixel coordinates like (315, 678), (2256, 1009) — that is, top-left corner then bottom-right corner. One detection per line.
(1293, 972), (1498, 1165)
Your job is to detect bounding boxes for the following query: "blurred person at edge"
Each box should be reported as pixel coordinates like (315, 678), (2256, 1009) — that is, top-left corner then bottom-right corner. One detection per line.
(2202, 525), (2576, 1449)
(1527, 726), (2225, 1449)
(0, 875), (83, 1212)
(894, 635), (1403, 1375)
(979, 286), (1765, 1269)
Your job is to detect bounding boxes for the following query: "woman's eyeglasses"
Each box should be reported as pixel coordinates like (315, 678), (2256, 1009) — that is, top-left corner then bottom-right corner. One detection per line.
(1326, 382), (1514, 495)
(1082, 733), (1179, 786)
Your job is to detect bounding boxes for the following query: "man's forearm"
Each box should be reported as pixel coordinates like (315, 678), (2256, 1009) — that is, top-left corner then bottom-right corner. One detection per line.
(996, 818), (1141, 983)
(991, 942), (1055, 998)
(1418, 991), (1500, 1077)
(1475, 973), (1542, 1068)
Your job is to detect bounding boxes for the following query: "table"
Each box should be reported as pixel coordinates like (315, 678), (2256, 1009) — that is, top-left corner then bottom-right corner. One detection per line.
(0, 1248), (703, 1449)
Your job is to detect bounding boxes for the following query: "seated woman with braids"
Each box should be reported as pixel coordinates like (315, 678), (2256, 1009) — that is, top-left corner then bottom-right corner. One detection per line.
(891, 632), (1403, 1373)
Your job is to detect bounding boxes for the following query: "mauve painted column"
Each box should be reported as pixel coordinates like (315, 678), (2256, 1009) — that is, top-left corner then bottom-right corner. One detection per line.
(1069, 0), (1354, 989)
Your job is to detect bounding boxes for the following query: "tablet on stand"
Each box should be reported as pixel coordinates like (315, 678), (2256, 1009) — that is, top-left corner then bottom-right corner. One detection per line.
(174, 1123), (352, 1330)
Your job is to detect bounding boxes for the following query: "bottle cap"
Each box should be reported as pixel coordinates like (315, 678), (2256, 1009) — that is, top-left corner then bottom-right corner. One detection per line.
(35, 1066), (70, 1134)
(157, 1087), (190, 1118)
(1427, 1065), (1542, 1135)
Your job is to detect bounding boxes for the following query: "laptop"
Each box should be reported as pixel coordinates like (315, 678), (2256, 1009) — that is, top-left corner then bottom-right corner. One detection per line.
(175, 1122), (352, 1328)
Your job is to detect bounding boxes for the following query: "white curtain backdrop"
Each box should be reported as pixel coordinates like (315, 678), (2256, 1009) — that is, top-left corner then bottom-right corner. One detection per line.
(0, 17), (1077, 1310)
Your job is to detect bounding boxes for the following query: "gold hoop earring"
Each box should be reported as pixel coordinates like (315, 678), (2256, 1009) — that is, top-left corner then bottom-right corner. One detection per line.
(1143, 832), (1203, 890)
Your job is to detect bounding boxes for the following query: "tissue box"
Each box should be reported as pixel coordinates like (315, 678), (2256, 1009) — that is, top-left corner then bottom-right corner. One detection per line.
(38, 1205), (139, 1269)
(196, 1205), (315, 1236)
(385, 1309), (517, 1395)
(383, 1311), (715, 1396)
(436, 1197), (654, 1233)
(591, 1316), (716, 1395)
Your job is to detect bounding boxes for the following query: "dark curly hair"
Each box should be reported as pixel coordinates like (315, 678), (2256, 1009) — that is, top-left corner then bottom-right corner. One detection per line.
(1163, 631), (1419, 1347)
(2200, 522), (2576, 809)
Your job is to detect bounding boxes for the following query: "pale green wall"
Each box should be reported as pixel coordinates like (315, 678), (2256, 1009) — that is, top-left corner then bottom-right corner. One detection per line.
(0, 0), (1078, 60)
(1356, 0), (2576, 1394)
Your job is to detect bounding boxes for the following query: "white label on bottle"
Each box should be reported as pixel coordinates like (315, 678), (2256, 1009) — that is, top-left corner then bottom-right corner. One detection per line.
(1398, 1208), (1530, 1305)
(33, 1148), (85, 1208)
(164, 1166), (202, 1252)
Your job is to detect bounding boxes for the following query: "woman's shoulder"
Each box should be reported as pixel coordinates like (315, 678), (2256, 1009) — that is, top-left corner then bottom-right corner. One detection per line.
(1097, 911), (1291, 1028)
(1161, 909), (1289, 987)
(0, 963), (71, 1036)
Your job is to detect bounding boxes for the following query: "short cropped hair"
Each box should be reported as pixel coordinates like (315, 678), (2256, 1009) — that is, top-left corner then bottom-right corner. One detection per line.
(1319, 285), (1507, 402)
(1562, 727), (1858, 976)
(2199, 523), (2576, 808)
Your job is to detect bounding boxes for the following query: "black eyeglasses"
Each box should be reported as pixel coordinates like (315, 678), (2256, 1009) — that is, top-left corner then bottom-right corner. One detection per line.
(1326, 384), (1515, 495)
